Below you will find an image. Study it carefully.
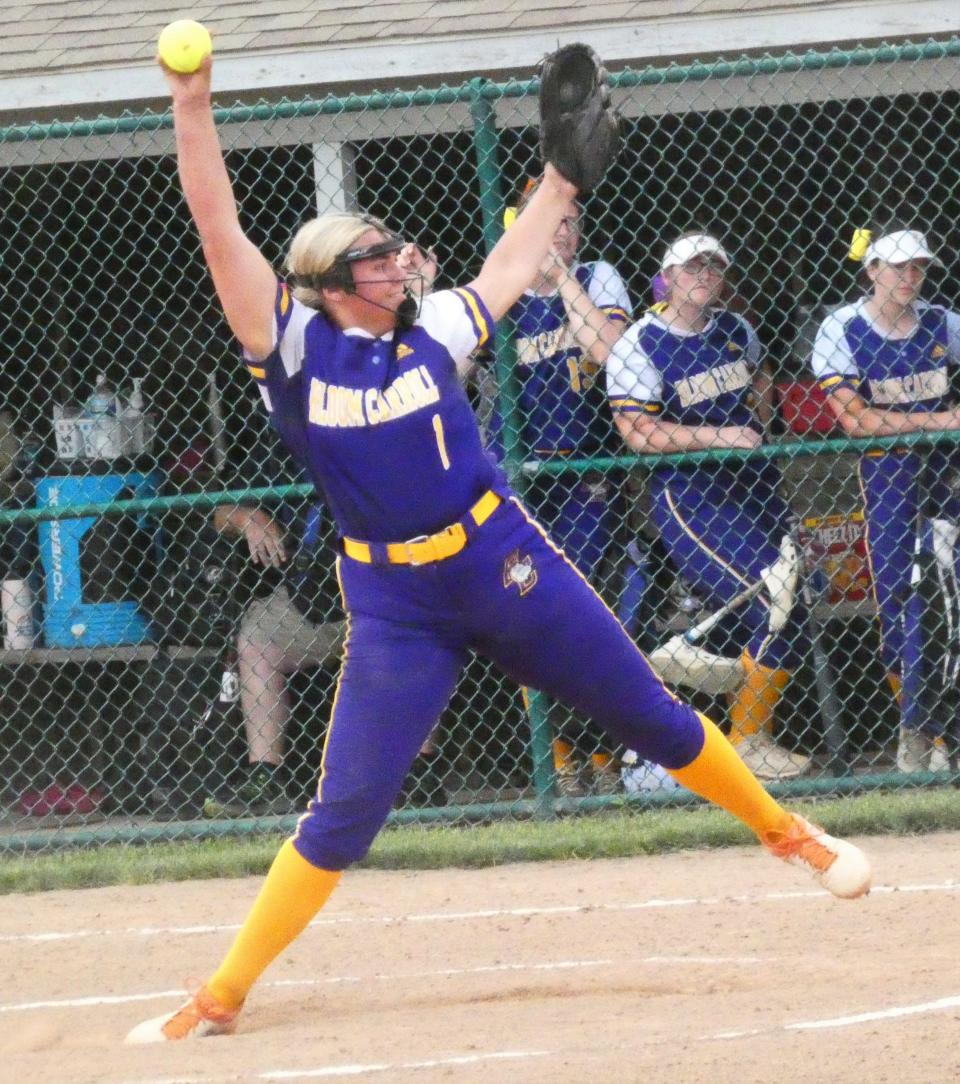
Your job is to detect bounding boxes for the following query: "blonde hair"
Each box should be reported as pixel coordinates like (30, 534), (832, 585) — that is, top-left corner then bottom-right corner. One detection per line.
(285, 213), (390, 309)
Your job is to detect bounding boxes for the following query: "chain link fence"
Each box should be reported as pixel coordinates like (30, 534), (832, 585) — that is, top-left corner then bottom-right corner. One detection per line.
(2, 38), (959, 851)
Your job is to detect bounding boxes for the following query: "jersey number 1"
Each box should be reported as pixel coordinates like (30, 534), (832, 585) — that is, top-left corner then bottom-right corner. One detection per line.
(432, 413), (451, 470)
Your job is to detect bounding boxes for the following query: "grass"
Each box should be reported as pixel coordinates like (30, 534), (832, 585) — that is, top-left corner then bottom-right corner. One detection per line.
(1, 787), (958, 895)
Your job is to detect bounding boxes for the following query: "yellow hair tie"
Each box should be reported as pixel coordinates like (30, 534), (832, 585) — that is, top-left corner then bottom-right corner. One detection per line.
(848, 228), (872, 262)
(503, 206), (518, 230)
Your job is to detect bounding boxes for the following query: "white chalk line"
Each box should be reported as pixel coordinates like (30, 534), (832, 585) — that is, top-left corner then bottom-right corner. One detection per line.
(262, 1050), (552, 1080)
(110, 993), (960, 1084)
(122, 1049), (552, 1084)
(0, 953), (768, 1015)
(705, 992), (960, 1040)
(2, 879), (957, 947)
(112, 990), (960, 1084)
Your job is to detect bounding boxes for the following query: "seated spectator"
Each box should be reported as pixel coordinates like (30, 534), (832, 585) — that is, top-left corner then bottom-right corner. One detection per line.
(811, 224), (960, 772)
(204, 431), (345, 816)
(604, 232), (811, 780)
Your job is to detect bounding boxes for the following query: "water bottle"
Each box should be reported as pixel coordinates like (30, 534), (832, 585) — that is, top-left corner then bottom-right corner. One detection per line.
(219, 642), (240, 704)
(2, 577), (37, 649)
(125, 377), (145, 414)
(16, 436), (44, 480)
(84, 373), (117, 416)
(83, 373), (117, 458)
(119, 377), (146, 456)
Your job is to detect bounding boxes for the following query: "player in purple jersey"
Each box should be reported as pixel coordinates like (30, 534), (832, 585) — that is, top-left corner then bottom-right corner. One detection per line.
(487, 184), (632, 794)
(606, 233), (811, 781)
(128, 55), (872, 1044)
(811, 226), (960, 772)
(491, 184), (631, 461)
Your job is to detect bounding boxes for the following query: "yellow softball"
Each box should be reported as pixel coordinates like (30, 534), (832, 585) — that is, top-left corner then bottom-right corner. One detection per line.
(158, 19), (212, 74)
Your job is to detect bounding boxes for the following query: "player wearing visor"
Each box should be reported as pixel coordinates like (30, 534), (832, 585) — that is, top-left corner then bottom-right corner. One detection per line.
(127, 52), (871, 1044)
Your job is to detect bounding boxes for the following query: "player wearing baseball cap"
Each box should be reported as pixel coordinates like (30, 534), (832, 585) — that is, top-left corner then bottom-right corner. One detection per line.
(606, 232), (812, 780)
(812, 224), (960, 772)
(128, 51), (871, 1043)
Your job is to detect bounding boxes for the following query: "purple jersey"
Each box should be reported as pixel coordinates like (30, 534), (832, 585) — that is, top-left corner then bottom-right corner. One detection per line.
(607, 307), (766, 495)
(607, 307), (760, 427)
(811, 299), (960, 411)
(488, 260), (631, 459)
(811, 298), (960, 680)
(246, 282), (507, 542)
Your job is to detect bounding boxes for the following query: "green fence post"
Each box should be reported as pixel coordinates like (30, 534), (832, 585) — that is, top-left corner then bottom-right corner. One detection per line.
(466, 78), (524, 473)
(468, 78), (555, 810)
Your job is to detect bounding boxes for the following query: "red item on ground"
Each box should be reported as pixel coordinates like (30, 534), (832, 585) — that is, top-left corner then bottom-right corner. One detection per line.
(15, 782), (104, 816)
(776, 379), (840, 437)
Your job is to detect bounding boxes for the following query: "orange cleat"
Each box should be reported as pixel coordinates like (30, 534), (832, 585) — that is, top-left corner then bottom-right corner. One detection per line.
(125, 983), (241, 1043)
(763, 813), (872, 899)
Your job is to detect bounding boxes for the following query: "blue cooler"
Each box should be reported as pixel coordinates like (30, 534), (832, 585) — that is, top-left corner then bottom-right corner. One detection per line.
(36, 472), (159, 648)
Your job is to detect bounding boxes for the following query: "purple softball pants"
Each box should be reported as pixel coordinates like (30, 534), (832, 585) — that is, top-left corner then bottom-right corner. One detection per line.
(292, 497), (705, 869)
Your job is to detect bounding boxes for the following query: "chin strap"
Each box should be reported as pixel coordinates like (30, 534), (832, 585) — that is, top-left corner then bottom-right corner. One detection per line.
(380, 286), (424, 389)
(396, 290), (419, 330)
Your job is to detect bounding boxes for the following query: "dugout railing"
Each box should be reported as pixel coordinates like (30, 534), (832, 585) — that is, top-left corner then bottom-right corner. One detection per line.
(1, 37), (959, 850)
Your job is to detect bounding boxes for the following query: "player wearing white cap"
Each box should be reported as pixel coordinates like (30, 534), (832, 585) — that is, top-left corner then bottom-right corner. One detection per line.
(606, 233), (811, 780)
(811, 225), (960, 771)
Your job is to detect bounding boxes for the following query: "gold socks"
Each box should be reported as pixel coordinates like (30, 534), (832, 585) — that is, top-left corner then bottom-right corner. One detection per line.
(207, 839), (341, 1011)
(552, 737), (576, 774)
(669, 713), (793, 839)
(728, 653), (790, 745)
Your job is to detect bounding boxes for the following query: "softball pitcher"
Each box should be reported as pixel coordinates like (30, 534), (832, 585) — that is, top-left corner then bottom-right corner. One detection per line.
(811, 226), (960, 771)
(127, 51), (871, 1044)
(606, 233), (811, 780)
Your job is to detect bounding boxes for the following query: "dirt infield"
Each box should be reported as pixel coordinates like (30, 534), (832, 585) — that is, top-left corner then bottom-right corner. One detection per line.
(2, 831), (958, 1084)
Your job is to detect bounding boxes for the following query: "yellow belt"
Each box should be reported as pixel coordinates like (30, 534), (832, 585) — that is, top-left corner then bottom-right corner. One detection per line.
(343, 491), (501, 566)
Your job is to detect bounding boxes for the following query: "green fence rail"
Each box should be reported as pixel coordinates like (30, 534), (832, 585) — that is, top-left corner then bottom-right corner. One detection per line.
(2, 37), (960, 852)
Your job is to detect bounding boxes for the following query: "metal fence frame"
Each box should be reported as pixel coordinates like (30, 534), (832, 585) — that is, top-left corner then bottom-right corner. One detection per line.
(2, 37), (959, 851)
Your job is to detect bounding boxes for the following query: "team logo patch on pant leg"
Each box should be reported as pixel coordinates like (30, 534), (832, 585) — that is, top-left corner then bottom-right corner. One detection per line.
(503, 549), (538, 596)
